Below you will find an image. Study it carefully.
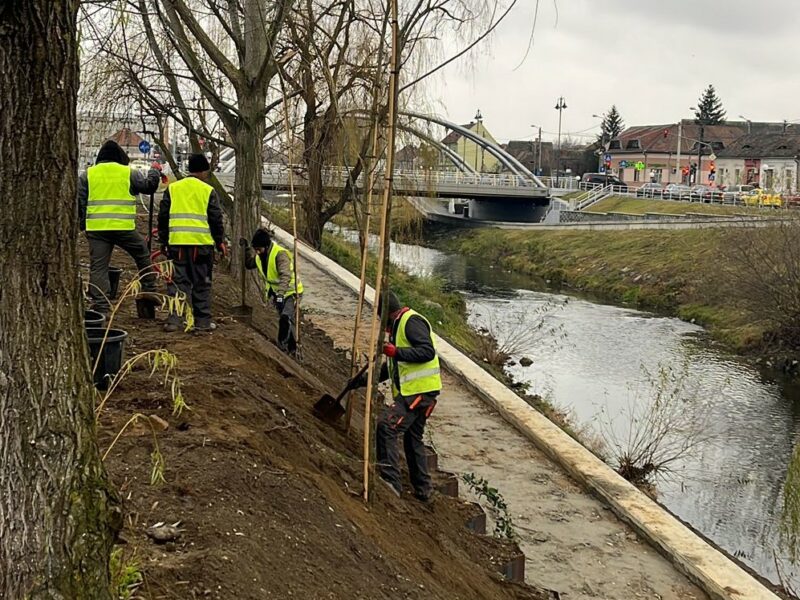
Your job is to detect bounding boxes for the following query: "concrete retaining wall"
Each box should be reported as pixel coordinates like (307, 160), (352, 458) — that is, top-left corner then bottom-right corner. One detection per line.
(271, 224), (780, 600)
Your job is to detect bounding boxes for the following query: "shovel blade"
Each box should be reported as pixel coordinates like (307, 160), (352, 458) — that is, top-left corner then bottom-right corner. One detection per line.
(313, 394), (346, 423)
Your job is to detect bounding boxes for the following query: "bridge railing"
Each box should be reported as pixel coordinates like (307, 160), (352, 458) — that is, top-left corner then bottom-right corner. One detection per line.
(259, 163), (547, 190)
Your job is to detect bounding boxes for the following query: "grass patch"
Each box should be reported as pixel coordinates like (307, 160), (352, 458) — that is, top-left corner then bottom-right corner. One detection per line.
(590, 196), (777, 216)
(445, 227), (766, 353)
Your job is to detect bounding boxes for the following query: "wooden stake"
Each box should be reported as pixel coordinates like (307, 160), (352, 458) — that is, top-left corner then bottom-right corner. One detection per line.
(362, 0), (400, 503)
(277, 61), (302, 351)
(344, 14), (391, 433)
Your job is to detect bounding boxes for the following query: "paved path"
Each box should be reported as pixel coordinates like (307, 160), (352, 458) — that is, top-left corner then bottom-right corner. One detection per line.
(297, 257), (705, 600)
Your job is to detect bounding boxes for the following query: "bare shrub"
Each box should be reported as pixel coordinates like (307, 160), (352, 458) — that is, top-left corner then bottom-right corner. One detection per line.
(470, 298), (568, 367)
(597, 362), (716, 486)
(717, 219), (800, 349)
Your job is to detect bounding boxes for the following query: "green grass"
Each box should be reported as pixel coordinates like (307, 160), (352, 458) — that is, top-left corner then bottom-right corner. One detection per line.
(590, 196), (776, 216)
(321, 233), (479, 352)
(446, 227), (764, 352)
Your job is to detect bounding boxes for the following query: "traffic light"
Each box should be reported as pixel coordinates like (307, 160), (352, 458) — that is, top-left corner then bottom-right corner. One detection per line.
(709, 161), (716, 175)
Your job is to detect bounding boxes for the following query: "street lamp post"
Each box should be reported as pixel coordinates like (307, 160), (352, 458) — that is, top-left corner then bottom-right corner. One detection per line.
(474, 109), (484, 172)
(530, 124), (542, 176)
(555, 96), (567, 186)
(738, 115), (752, 135)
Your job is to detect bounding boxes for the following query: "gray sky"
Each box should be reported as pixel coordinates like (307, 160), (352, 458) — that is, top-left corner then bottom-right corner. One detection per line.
(430, 0), (800, 144)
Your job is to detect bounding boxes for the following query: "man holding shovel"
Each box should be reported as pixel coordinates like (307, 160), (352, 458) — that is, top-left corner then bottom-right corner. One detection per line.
(158, 154), (226, 333)
(245, 229), (303, 355)
(355, 291), (442, 502)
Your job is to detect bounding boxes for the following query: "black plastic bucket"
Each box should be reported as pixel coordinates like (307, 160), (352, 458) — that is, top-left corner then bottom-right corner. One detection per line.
(84, 309), (106, 328)
(86, 327), (128, 390)
(108, 267), (123, 300)
(135, 298), (157, 319)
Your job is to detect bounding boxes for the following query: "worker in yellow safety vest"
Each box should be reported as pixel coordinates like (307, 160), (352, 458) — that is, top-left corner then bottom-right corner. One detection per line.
(354, 290), (442, 502)
(157, 154), (226, 333)
(77, 140), (162, 314)
(245, 229), (303, 355)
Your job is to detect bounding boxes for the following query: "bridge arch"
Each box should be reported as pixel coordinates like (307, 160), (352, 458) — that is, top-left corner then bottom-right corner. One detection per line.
(401, 112), (545, 187)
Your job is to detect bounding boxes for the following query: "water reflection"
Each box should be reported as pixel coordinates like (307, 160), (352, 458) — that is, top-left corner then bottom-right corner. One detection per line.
(327, 224), (800, 585)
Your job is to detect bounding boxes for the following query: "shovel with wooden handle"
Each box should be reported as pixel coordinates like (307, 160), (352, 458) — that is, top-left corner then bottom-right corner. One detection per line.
(229, 238), (253, 324)
(313, 364), (370, 423)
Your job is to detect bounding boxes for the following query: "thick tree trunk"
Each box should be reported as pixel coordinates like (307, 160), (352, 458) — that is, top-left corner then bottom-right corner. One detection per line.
(0, 2), (119, 597)
(302, 148), (326, 249)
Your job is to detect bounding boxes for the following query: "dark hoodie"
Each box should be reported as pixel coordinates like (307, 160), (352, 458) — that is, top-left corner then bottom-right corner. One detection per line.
(77, 140), (160, 231)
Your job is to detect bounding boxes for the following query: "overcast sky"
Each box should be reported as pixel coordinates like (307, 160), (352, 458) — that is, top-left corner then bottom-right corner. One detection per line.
(428, 0), (800, 144)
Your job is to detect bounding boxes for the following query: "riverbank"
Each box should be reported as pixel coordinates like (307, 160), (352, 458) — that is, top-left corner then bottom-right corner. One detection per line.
(441, 225), (789, 358)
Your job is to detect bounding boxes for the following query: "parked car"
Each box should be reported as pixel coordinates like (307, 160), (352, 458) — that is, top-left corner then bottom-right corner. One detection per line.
(581, 172), (628, 191)
(636, 182), (663, 198)
(663, 184), (692, 200)
(743, 189), (782, 208)
(690, 185), (724, 203)
(720, 184), (755, 203)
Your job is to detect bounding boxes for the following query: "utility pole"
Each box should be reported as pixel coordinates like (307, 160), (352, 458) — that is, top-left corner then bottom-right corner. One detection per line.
(697, 123), (704, 185)
(555, 96), (567, 185)
(675, 120), (682, 184)
(531, 124), (543, 175)
(474, 109), (484, 172)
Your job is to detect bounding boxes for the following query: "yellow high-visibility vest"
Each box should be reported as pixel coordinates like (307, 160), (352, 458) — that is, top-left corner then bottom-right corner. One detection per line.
(86, 163), (136, 231)
(168, 177), (214, 245)
(388, 309), (442, 397)
(255, 242), (304, 297)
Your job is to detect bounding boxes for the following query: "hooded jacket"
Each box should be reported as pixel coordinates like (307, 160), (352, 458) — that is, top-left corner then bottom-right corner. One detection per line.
(77, 141), (160, 231)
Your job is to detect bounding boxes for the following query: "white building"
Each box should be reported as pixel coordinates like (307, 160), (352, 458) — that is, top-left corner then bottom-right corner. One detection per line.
(716, 133), (800, 192)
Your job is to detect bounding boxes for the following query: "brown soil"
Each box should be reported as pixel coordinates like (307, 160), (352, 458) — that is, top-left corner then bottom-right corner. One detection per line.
(95, 250), (546, 599)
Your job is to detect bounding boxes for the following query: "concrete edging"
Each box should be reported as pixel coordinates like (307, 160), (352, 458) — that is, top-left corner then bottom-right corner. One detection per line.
(272, 225), (779, 600)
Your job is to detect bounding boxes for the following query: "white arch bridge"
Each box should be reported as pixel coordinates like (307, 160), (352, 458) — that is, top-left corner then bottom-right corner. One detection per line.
(215, 112), (554, 223)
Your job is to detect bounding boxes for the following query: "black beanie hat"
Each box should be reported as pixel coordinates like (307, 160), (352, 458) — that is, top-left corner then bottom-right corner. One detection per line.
(96, 140), (130, 165)
(188, 153), (210, 173)
(378, 290), (403, 316)
(251, 228), (271, 249)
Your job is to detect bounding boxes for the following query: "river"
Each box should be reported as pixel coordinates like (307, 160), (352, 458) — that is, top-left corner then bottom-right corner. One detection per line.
(327, 223), (800, 588)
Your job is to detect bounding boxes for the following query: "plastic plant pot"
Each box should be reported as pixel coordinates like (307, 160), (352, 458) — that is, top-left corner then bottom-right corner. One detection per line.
(85, 327), (128, 390)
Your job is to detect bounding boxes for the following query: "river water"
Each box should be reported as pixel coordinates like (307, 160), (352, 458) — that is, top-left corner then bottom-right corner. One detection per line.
(327, 224), (800, 588)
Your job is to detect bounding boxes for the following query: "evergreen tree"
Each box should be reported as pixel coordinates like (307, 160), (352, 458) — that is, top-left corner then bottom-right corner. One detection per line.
(694, 85), (727, 125)
(598, 105), (624, 145)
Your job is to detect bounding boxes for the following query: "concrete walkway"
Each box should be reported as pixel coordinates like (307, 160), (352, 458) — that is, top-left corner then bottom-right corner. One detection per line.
(296, 257), (706, 600)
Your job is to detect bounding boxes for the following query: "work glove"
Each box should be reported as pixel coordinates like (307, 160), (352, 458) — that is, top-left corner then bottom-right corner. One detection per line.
(274, 295), (285, 312)
(217, 242), (229, 258)
(382, 343), (397, 358)
(151, 161), (163, 171)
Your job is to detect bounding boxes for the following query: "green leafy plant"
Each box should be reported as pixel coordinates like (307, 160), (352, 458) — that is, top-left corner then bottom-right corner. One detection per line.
(109, 547), (143, 599)
(462, 472), (516, 540)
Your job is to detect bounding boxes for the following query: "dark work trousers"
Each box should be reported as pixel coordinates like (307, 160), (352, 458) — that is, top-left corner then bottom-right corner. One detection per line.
(87, 230), (156, 312)
(276, 294), (300, 353)
(167, 245), (214, 327)
(376, 392), (438, 496)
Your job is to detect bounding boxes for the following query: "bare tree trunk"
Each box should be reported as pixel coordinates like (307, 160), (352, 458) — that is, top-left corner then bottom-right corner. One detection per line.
(0, 1), (120, 597)
(231, 106), (266, 264)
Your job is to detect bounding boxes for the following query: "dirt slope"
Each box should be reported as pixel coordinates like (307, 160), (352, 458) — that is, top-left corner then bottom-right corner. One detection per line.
(96, 258), (544, 599)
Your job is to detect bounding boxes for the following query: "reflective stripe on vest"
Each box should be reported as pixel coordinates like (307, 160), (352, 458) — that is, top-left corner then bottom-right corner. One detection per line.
(168, 177), (214, 245)
(255, 241), (304, 297)
(389, 309), (442, 397)
(86, 163), (136, 231)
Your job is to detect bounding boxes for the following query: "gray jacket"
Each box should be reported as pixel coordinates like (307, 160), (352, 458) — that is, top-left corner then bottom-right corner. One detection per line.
(77, 162), (160, 231)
